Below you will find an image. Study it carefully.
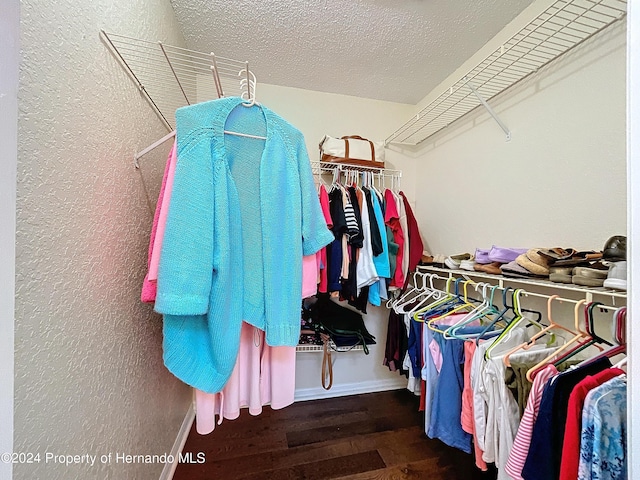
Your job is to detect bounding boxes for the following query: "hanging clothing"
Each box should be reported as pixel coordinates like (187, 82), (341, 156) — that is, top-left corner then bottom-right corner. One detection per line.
(155, 97), (333, 393)
(399, 191), (424, 273)
(194, 322), (296, 435)
(521, 357), (612, 480)
(367, 189), (390, 306)
(384, 189), (404, 288)
(505, 364), (558, 480)
(355, 188), (379, 289)
(396, 191), (410, 286)
(317, 185), (332, 294)
(578, 375), (627, 480)
(559, 367), (625, 480)
(141, 141), (176, 303)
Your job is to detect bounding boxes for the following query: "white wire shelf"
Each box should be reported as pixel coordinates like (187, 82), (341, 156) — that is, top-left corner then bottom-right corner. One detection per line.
(100, 30), (254, 130)
(386, 0), (627, 146)
(417, 265), (627, 300)
(310, 160), (402, 189)
(296, 343), (365, 353)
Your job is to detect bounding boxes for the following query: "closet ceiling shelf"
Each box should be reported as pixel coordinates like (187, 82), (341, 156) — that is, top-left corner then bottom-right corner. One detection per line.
(417, 265), (627, 300)
(385, 0), (627, 146)
(100, 30), (254, 130)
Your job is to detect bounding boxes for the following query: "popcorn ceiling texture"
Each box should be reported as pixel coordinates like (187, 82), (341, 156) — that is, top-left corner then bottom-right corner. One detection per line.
(15, 1), (192, 479)
(170, 0), (534, 104)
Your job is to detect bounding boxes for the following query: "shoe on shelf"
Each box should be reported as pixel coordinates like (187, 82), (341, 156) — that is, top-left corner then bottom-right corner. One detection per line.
(445, 253), (471, 269)
(474, 261), (503, 275)
(603, 235), (626, 262)
(487, 246), (528, 264)
(603, 261), (627, 291)
(516, 249), (551, 276)
(475, 248), (491, 265)
(571, 263), (609, 287)
(459, 259), (477, 271)
(549, 266), (573, 284)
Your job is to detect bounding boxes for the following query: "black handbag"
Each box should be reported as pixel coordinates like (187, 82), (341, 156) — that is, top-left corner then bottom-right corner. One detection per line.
(306, 295), (376, 354)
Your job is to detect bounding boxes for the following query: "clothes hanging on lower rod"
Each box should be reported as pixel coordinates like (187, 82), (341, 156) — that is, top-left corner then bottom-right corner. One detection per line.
(400, 283), (628, 480)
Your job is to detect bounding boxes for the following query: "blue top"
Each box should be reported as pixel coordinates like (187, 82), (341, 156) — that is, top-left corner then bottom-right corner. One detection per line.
(579, 376), (627, 480)
(155, 97), (333, 393)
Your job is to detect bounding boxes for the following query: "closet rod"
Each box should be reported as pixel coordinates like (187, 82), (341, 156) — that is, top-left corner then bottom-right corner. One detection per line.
(134, 130), (176, 168)
(416, 271), (620, 310)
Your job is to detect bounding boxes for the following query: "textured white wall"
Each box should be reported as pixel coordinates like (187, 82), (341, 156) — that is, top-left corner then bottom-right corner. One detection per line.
(0, 0), (19, 478)
(16, 1), (192, 479)
(411, 20), (627, 256)
(251, 84), (417, 396)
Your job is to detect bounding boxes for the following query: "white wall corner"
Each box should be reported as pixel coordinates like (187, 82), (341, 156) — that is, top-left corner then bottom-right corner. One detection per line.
(0, 0), (19, 478)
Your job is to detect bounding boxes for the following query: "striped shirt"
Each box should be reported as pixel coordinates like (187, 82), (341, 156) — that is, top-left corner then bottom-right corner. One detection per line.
(504, 364), (558, 480)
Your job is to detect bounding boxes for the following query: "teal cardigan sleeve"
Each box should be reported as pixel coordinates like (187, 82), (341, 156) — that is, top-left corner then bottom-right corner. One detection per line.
(154, 139), (215, 316)
(296, 135), (334, 255)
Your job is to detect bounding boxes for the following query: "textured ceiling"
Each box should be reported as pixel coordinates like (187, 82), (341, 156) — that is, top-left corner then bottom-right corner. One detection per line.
(169, 0), (535, 104)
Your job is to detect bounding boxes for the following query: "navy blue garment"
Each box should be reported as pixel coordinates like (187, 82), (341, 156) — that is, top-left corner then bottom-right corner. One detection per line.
(427, 336), (472, 454)
(407, 315), (423, 379)
(327, 188), (347, 292)
(522, 356), (612, 480)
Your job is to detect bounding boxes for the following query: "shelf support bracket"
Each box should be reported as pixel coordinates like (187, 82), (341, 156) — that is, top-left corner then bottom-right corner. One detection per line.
(464, 78), (511, 141)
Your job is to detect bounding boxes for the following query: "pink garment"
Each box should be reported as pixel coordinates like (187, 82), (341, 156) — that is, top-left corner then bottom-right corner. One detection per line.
(462, 341), (488, 472)
(504, 364), (558, 480)
(302, 254), (319, 298)
(195, 321), (296, 435)
(428, 313), (480, 372)
(318, 185), (332, 294)
(148, 141), (178, 281)
(141, 141), (175, 303)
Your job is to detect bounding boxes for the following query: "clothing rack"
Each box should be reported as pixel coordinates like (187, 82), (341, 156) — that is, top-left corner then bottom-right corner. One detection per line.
(100, 30), (255, 131)
(415, 265), (626, 304)
(310, 160), (402, 190)
(385, 0), (627, 146)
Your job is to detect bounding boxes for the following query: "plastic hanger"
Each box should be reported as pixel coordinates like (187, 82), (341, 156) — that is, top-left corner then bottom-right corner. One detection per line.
(525, 299), (592, 381)
(445, 284), (504, 340)
(426, 280), (477, 333)
(412, 277), (457, 323)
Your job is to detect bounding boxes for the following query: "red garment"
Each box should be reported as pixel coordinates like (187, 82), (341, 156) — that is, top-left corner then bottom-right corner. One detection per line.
(317, 185), (332, 293)
(558, 367), (625, 480)
(400, 192), (424, 273)
(384, 189), (405, 288)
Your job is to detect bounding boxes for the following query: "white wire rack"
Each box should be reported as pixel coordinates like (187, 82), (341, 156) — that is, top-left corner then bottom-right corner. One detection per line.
(385, 0), (627, 146)
(296, 343), (365, 353)
(101, 30), (255, 130)
(310, 160), (402, 190)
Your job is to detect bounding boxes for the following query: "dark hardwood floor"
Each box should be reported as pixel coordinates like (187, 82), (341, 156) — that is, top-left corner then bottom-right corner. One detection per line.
(173, 389), (497, 480)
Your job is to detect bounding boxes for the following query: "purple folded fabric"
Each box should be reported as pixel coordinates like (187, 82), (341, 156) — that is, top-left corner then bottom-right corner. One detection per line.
(487, 246), (528, 264)
(475, 248), (491, 264)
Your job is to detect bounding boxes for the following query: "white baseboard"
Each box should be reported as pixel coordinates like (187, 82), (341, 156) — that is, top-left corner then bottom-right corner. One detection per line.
(159, 404), (195, 480)
(294, 378), (407, 402)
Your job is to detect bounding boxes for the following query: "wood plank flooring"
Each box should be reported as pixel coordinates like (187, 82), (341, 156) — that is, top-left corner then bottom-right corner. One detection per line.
(173, 389), (497, 480)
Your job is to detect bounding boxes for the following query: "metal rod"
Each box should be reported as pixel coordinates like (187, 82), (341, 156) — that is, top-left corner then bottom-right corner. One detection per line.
(134, 130), (176, 168)
(210, 54), (224, 98)
(465, 78), (511, 140)
(158, 42), (191, 105)
(100, 30), (172, 130)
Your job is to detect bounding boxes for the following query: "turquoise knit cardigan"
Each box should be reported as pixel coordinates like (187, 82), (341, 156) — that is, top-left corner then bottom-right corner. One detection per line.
(155, 97), (333, 393)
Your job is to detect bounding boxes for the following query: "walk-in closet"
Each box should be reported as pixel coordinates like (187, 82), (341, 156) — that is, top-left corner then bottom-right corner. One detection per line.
(2, 0), (639, 479)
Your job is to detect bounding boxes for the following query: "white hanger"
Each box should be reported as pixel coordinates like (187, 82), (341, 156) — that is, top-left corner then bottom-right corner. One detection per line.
(223, 66), (267, 141)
